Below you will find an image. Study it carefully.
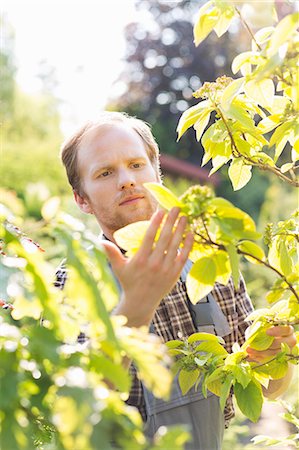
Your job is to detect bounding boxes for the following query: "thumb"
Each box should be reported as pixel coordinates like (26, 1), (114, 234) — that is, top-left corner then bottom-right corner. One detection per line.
(101, 241), (126, 273)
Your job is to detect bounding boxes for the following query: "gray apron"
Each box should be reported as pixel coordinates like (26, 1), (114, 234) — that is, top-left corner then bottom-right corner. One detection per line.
(143, 260), (231, 450)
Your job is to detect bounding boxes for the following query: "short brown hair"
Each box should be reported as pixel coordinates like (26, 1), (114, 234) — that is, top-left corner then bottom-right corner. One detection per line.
(60, 111), (161, 195)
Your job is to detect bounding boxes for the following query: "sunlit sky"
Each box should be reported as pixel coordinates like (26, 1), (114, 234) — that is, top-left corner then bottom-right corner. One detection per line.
(2, 0), (138, 134)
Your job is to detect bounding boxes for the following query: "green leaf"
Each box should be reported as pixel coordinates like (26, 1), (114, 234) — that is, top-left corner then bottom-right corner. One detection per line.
(188, 332), (224, 344)
(268, 12), (299, 56)
(213, 250), (231, 286)
(244, 79), (275, 108)
(114, 220), (149, 256)
(226, 244), (239, 289)
(194, 109), (212, 142)
(176, 100), (211, 139)
(234, 380), (263, 422)
(279, 240), (293, 276)
(238, 241), (265, 264)
(228, 158), (252, 191)
(186, 257), (217, 304)
(257, 114), (282, 134)
(231, 364), (252, 389)
(249, 330), (274, 351)
(193, 4), (219, 46)
(221, 77), (245, 110)
(219, 376), (233, 411)
(143, 182), (184, 211)
(232, 52), (255, 75)
(166, 339), (185, 349)
(195, 340), (228, 357)
(213, 7), (235, 37)
(269, 122), (293, 162)
(178, 369), (200, 395)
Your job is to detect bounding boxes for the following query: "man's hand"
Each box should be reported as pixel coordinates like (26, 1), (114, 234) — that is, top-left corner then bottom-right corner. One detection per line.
(246, 325), (296, 363)
(101, 207), (193, 327)
(246, 325), (296, 399)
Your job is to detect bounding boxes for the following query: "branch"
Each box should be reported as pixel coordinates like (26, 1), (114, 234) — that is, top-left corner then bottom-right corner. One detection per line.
(216, 107), (299, 187)
(237, 249), (299, 302)
(235, 7), (262, 51)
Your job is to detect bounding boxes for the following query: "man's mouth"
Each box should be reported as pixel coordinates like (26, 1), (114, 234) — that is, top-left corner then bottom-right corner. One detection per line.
(119, 195), (144, 206)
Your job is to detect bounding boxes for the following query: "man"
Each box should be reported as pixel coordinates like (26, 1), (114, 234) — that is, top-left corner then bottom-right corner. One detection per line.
(60, 111), (295, 449)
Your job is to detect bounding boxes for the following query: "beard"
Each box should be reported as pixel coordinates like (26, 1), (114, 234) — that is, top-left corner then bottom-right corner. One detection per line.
(94, 190), (158, 236)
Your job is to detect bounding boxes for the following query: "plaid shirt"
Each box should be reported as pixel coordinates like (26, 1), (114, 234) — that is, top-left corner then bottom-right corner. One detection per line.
(54, 261), (253, 426)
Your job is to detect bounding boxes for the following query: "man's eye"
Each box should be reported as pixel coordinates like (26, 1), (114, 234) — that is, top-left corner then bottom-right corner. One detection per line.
(132, 163), (142, 168)
(100, 171), (111, 177)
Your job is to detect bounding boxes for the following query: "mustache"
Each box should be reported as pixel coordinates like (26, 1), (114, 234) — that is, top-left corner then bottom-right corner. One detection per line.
(117, 188), (148, 204)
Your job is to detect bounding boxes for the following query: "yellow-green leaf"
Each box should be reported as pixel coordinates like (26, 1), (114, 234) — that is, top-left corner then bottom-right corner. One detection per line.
(188, 332), (224, 344)
(268, 12), (299, 56)
(179, 369), (199, 395)
(256, 115), (281, 134)
(279, 240), (293, 276)
(213, 250), (231, 286)
(143, 182), (183, 211)
(228, 159), (252, 191)
(226, 244), (239, 289)
(238, 241), (265, 264)
(177, 100), (211, 140)
(195, 340), (228, 357)
(114, 220), (149, 255)
(193, 4), (219, 46)
(244, 79), (275, 108)
(221, 77), (245, 110)
(249, 330), (274, 351)
(213, 7), (235, 37)
(194, 110), (211, 142)
(186, 257), (217, 304)
(234, 380), (263, 423)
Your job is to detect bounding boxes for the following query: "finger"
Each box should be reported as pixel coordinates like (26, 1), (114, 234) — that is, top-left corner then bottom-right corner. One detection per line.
(153, 207), (181, 256)
(163, 215), (189, 265)
(101, 241), (126, 273)
(175, 232), (194, 268)
(138, 209), (165, 257)
(268, 334), (297, 350)
(266, 325), (294, 337)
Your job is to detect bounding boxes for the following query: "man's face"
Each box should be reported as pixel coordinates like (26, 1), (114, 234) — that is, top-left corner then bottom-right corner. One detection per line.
(75, 123), (160, 240)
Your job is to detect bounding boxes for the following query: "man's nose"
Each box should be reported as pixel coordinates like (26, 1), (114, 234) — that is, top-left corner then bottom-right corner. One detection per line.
(117, 170), (136, 190)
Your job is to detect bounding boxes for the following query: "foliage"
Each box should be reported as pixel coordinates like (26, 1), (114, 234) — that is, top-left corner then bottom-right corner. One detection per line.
(0, 204), (190, 450)
(114, 0), (299, 430)
(177, 4), (298, 190)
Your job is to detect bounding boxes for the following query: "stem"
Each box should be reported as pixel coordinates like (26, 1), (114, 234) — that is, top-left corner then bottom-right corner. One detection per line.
(238, 249), (299, 302)
(216, 106), (299, 187)
(235, 7), (262, 51)
(193, 230), (299, 302)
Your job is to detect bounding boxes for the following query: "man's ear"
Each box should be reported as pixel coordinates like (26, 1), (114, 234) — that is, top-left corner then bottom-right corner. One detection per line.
(73, 190), (93, 214)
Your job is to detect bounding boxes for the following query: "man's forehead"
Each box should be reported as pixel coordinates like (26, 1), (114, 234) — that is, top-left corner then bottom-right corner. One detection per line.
(80, 122), (143, 149)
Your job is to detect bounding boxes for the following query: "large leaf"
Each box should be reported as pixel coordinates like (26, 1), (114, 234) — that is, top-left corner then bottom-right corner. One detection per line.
(238, 241), (265, 264)
(226, 244), (239, 289)
(221, 77), (245, 111)
(244, 79), (275, 108)
(213, 6), (235, 37)
(143, 182), (184, 211)
(186, 257), (217, 304)
(178, 369), (200, 395)
(213, 250), (231, 286)
(114, 220), (149, 256)
(194, 109), (212, 142)
(177, 100), (211, 139)
(268, 12), (299, 56)
(228, 158), (252, 191)
(193, 3), (219, 46)
(234, 380), (263, 422)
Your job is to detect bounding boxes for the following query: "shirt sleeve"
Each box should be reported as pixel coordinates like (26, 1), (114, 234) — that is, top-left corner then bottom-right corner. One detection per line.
(235, 273), (254, 347)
